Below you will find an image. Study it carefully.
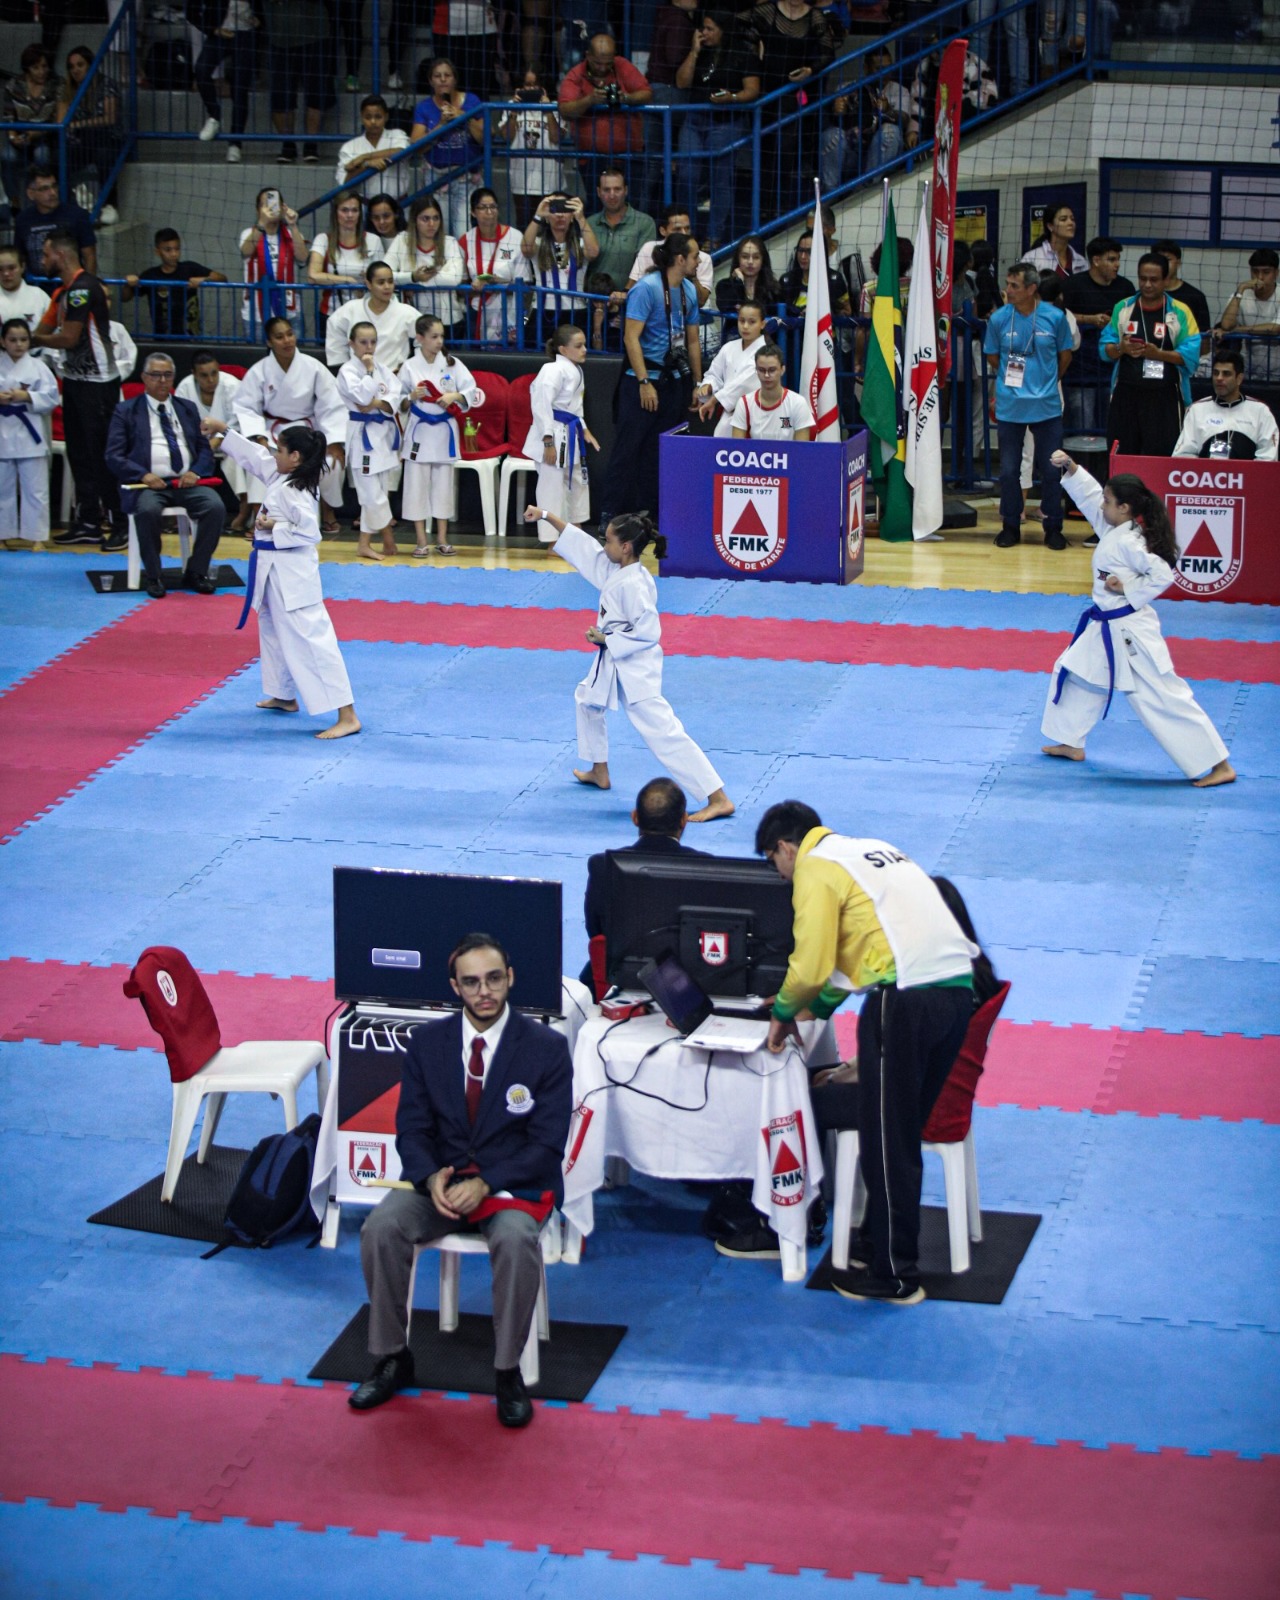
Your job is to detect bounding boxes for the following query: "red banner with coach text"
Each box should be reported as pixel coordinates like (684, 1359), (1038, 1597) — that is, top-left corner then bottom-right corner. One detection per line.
(931, 38), (967, 381)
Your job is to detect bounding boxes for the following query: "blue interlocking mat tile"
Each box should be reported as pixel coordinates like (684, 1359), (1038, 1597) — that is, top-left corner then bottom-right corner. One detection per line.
(1132, 954), (1280, 1037)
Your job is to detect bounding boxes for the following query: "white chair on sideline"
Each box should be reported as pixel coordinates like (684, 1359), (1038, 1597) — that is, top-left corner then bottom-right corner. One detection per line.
(829, 1127), (982, 1275)
(126, 505), (193, 591)
(408, 1219), (555, 1386)
(496, 453), (537, 540)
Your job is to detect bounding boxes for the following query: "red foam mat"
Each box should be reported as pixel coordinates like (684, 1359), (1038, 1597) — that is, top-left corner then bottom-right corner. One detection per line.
(0, 1358), (1274, 1596)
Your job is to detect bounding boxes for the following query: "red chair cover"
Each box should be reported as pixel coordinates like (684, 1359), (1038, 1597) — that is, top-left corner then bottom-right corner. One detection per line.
(463, 369), (511, 459)
(921, 981), (1011, 1144)
(123, 946), (222, 1083)
(506, 371), (536, 450)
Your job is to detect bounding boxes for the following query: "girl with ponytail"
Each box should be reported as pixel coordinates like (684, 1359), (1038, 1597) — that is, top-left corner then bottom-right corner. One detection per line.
(1041, 451), (1233, 786)
(524, 323), (598, 531)
(201, 416), (360, 740)
(520, 503), (734, 822)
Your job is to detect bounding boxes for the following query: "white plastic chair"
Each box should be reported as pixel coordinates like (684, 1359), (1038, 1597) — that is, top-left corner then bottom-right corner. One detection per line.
(126, 505), (193, 591)
(164, 1041), (330, 1203)
(408, 1220), (556, 1386)
(453, 455), (500, 538)
(830, 1127), (982, 1275)
(496, 453), (537, 541)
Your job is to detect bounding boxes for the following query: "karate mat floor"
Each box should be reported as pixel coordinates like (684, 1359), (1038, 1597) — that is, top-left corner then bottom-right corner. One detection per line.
(1, 542), (1277, 1599)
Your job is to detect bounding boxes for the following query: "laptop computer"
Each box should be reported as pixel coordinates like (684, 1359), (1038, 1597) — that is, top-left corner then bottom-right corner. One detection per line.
(637, 954), (773, 1054)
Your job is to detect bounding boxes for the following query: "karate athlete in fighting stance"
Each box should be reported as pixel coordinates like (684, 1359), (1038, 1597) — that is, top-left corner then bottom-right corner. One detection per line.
(1041, 451), (1234, 786)
(522, 505), (734, 822)
(202, 417), (360, 739)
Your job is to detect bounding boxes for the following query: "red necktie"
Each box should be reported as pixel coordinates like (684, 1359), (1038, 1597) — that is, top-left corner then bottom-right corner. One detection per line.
(466, 1036), (485, 1125)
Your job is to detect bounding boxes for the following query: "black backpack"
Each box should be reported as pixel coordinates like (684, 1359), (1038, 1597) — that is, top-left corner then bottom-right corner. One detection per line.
(203, 1113), (323, 1258)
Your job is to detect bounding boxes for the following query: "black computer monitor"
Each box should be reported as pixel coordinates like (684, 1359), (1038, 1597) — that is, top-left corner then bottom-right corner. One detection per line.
(333, 867), (564, 1012)
(601, 853), (794, 996)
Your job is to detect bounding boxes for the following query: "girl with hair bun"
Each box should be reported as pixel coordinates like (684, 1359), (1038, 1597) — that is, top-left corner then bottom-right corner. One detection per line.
(520, 503), (734, 821)
(1042, 451), (1233, 786)
(524, 323), (598, 531)
(201, 417), (360, 740)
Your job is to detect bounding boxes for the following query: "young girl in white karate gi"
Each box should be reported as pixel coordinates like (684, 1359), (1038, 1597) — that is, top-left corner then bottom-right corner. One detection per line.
(522, 506), (735, 822)
(693, 300), (768, 438)
(398, 313), (480, 558)
(525, 323), (598, 531)
(0, 318), (58, 544)
(1042, 451), (1234, 787)
(336, 321), (404, 562)
(201, 419), (360, 741)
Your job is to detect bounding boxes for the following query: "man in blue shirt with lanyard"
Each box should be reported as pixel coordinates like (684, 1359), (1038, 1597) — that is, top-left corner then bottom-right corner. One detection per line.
(984, 262), (1074, 549)
(598, 232), (702, 528)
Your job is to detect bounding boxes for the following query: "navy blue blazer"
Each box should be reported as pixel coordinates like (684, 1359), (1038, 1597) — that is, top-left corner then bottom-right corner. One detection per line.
(396, 1008), (573, 1205)
(105, 392), (219, 512)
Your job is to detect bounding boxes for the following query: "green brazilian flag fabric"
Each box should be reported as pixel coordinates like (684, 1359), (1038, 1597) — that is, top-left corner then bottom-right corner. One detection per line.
(861, 198), (913, 542)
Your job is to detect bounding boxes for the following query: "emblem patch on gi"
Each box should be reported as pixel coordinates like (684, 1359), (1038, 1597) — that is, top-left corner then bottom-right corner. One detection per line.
(506, 1084), (535, 1115)
(699, 930), (729, 967)
(157, 970), (178, 1007)
(712, 474), (788, 571)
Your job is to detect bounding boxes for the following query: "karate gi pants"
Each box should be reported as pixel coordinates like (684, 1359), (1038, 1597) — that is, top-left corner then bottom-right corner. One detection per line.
(257, 569), (353, 715)
(1041, 663), (1228, 779)
(575, 679), (722, 801)
(131, 485), (224, 585)
(360, 1189), (543, 1370)
(0, 456), (50, 541)
(855, 983), (972, 1291)
(402, 459), (456, 522)
(352, 468), (393, 533)
(536, 459), (589, 529)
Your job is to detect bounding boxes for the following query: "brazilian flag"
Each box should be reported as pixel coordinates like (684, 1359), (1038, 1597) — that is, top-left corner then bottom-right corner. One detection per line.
(861, 198), (912, 542)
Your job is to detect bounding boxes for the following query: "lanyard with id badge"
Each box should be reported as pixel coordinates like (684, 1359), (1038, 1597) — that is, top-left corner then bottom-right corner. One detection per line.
(1132, 303), (1170, 379)
(1005, 308), (1037, 390)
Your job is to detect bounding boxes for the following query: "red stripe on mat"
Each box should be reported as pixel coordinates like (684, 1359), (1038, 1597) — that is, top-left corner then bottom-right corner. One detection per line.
(1, 1358), (1274, 1596)
(325, 599), (1280, 683)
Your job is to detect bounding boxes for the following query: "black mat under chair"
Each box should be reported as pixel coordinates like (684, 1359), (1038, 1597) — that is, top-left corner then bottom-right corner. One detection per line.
(806, 1207), (1042, 1305)
(86, 562), (245, 595)
(88, 1145), (250, 1244)
(310, 1305), (627, 1403)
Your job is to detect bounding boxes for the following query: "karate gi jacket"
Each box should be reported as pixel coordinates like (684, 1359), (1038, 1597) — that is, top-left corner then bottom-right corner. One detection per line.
(555, 521), (665, 708)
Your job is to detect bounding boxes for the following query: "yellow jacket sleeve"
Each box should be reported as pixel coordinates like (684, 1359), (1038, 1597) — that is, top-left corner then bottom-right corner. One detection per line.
(773, 856), (850, 1021)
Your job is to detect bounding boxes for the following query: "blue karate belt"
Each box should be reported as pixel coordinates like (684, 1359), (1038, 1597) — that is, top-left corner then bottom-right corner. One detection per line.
(407, 403), (455, 459)
(236, 538), (276, 631)
(552, 407), (587, 479)
(1053, 601), (1137, 720)
(0, 402), (40, 445)
(347, 409), (395, 456)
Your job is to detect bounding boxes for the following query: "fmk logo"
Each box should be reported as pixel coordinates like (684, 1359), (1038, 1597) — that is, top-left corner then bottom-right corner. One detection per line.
(712, 474), (789, 571)
(1169, 496), (1243, 597)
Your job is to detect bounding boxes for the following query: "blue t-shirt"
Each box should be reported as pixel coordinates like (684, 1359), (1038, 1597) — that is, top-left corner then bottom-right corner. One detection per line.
(983, 301), (1072, 423)
(624, 272), (698, 380)
(412, 94), (483, 168)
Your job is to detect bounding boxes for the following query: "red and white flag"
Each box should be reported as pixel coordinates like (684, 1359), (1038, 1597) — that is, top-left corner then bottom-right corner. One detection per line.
(904, 184), (944, 540)
(800, 178), (840, 442)
(930, 37), (967, 382)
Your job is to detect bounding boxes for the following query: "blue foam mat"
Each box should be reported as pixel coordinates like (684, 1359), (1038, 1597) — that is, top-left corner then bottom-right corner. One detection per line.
(1130, 954), (1280, 1037)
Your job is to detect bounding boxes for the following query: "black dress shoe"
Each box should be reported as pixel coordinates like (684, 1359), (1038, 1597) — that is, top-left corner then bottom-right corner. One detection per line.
(348, 1348), (414, 1411)
(1044, 528), (1068, 550)
(495, 1366), (533, 1428)
(182, 571), (218, 594)
(993, 527), (1021, 548)
(144, 577), (166, 599)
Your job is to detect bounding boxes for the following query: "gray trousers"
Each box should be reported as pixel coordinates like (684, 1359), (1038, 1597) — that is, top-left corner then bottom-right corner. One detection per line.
(360, 1188), (543, 1371)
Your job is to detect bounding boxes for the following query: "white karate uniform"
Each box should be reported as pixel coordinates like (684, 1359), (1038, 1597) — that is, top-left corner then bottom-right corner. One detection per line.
(698, 333), (765, 437)
(233, 351), (348, 510)
(554, 521), (723, 802)
(729, 387), (815, 439)
(0, 351), (58, 540)
(323, 294), (419, 372)
(176, 371), (247, 496)
(219, 430), (354, 717)
(336, 356), (404, 532)
(0, 281), (51, 331)
(457, 225), (529, 344)
(382, 234), (467, 328)
(1041, 465), (1229, 779)
(399, 351), (479, 522)
(524, 353), (590, 526)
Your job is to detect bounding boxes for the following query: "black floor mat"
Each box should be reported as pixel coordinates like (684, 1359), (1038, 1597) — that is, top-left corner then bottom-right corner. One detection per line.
(310, 1304), (627, 1402)
(806, 1207), (1041, 1305)
(86, 562), (245, 595)
(87, 1146), (249, 1244)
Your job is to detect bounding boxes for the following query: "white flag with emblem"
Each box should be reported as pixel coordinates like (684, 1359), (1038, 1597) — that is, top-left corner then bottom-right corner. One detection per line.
(800, 178), (840, 442)
(904, 184), (945, 540)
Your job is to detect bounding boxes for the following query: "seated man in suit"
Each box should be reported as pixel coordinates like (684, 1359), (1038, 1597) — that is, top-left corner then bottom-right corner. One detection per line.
(581, 776), (709, 990)
(352, 933), (573, 1429)
(104, 351), (225, 599)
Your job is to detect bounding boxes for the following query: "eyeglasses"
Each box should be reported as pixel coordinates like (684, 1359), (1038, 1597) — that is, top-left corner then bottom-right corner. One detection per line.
(456, 972), (507, 994)
(143, 370), (175, 382)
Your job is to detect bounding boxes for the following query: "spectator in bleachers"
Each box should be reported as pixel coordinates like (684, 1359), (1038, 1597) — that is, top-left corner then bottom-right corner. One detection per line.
(324, 261), (420, 370)
(748, 0), (836, 216)
(2, 47), (60, 218)
(367, 193), (407, 249)
(1038, 0), (1086, 72)
(189, 0), (261, 166)
(1061, 234), (1133, 434)
(383, 196), (467, 331)
(0, 245), (51, 331)
(521, 192), (600, 345)
(1218, 248), (1280, 385)
(240, 187), (309, 334)
(781, 229), (850, 317)
(627, 204), (712, 307)
(332, 0), (365, 92)
(264, 0), (336, 166)
(1102, 251), (1200, 459)
(647, 0), (699, 109)
(176, 351), (251, 530)
(335, 95), (412, 199)
(821, 42), (919, 191)
(430, 0), (503, 101)
(13, 167), (96, 279)
(458, 185), (529, 343)
(1021, 200), (1086, 278)
(558, 33), (653, 198)
(1149, 241), (1209, 337)
(716, 235), (781, 317)
(966, 0), (1028, 98)
(57, 44), (123, 225)
(410, 57), (487, 235)
(674, 12), (761, 252)
(123, 228), (226, 338)
(1173, 347), (1279, 462)
(103, 284), (138, 384)
(857, 234), (911, 315)
(502, 68), (566, 230)
(585, 167), (654, 301)
(308, 194), (384, 316)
